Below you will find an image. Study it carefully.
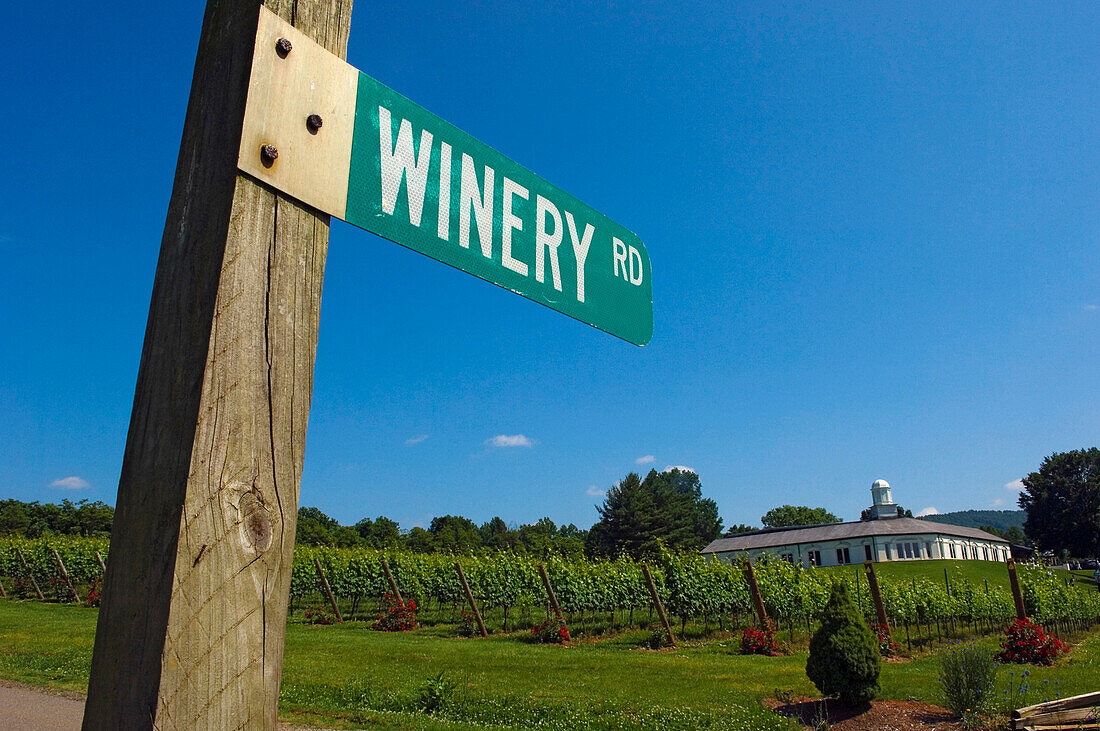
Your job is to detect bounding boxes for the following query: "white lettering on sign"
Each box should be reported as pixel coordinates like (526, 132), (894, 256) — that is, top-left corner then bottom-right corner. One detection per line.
(460, 153), (495, 258)
(374, 105), (644, 306)
(437, 141), (452, 240)
(379, 106), (432, 227)
(612, 237), (627, 281)
(565, 211), (593, 303)
(611, 237), (644, 287)
(628, 243), (643, 285)
(535, 195), (563, 292)
(501, 177), (529, 276)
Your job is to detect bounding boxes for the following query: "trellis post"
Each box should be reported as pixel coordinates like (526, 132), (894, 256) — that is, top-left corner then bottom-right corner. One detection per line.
(314, 557), (344, 622)
(742, 558), (769, 628)
(1007, 558), (1027, 620)
(864, 561), (890, 637)
(455, 562), (488, 637)
(16, 549), (44, 601)
(641, 562), (677, 648)
(52, 548), (82, 603)
(381, 557), (403, 604)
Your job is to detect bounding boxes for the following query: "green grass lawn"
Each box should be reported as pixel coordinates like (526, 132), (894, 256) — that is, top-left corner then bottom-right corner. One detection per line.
(3, 598), (1099, 730)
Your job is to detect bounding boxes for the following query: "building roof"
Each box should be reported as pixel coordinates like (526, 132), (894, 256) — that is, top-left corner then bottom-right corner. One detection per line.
(701, 517), (1008, 554)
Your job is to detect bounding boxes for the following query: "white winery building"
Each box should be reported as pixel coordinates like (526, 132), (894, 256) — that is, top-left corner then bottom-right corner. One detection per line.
(702, 480), (1011, 568)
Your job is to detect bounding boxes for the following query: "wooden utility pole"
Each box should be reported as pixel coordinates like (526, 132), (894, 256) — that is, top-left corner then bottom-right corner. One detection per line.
(641, 563), (677, 648)
(1007, 559), (1027, 621)
(82, 1), (353, 727)
(455, 562), (488, 637)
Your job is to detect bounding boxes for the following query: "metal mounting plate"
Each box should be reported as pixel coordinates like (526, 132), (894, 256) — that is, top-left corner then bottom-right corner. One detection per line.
(238, 6), (357, 217)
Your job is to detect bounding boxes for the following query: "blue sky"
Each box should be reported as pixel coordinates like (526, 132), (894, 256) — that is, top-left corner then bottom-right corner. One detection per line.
(1, 1), (1097, 531)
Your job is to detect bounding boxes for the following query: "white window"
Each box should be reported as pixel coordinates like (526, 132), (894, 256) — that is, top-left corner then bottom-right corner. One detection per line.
(836, 547), (851, 565)
(808, 550), (822, 567)
(892, 541), (921, 560)
(864, 544), (873, 562)
(781, 553), (794, 563)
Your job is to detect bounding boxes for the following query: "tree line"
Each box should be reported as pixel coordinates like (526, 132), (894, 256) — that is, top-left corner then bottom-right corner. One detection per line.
(0, 498), (114, 538)
(2, 449), (1094, 558)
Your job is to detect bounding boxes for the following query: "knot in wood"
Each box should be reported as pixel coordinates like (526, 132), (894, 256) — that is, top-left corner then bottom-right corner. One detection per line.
(238, 491), (273, 553)
(275, 37), (292, 57)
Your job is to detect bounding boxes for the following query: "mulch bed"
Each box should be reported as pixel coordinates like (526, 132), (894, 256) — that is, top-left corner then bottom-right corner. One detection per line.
(766, 696), (964, 730)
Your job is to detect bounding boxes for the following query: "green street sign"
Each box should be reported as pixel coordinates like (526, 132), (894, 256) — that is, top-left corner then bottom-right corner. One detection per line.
(239, 7), (652, 345)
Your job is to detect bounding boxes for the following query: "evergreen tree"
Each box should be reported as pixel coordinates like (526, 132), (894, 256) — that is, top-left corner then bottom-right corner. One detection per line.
(585, 469), (722, 558)
(806, 582), (881, 706)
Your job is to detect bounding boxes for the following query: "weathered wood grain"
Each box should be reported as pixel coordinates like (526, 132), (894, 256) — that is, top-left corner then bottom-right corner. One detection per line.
(83, 0), (352, 728)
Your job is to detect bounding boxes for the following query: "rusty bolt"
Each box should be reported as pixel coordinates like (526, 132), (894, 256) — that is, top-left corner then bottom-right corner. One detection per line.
(307, 114), (323, 133)
(260, 144), (279, 167)
(275, 37), (292, 57)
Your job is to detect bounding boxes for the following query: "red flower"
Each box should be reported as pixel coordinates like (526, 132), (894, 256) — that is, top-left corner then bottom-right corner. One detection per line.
(996, 618), (1067, 665)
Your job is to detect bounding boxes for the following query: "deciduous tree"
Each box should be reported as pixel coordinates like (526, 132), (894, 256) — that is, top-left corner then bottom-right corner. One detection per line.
(761, 505), (841, 528)
(1020, 448), (1100, 556)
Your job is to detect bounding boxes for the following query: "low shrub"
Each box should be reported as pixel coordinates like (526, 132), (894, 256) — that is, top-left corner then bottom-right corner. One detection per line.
(456, 610), (477, 637)
(873, 624), (899, 657)
(806, 582), (880, 706)
(374, 594), (418, 631)
(646, 624), (673, 650)
(303, 605), (337, 625)
(85, 580), (102, 608)
(741, 618), (779, 656)
(417, 672), (457, 713)
(773, 688), (796, 705)
(997, 619), (1066, 665)
(530, 616), (570, 644)
(939, 644), (997, 719)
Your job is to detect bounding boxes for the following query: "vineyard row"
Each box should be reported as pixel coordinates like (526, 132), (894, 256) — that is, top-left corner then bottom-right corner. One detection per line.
(2, 537), (1099, 630)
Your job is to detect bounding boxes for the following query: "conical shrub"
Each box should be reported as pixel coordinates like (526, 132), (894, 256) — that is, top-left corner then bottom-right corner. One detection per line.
(806, 581), (881, 706)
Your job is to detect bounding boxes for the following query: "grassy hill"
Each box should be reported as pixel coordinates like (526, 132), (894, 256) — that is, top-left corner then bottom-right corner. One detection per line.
(919, 509), (1025, 532)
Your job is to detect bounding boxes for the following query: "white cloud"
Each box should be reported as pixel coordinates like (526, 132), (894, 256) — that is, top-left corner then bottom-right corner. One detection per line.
(1004, 479), (1025, 492)
(1083, 304), (1098, 311)
(916, 506), (939, 517)
(663, 465), (696, 474)
(992, 498), (1005, 507)
(586, 485), (606, 497)
(635, 455), (655, 465)
(487, 434), (533, 448)
(51, 476), (90, 490)
(405, 434), (428, 445)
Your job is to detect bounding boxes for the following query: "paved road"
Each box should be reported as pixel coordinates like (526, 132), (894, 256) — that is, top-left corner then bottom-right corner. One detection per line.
(0, 682), (328, 730)
(0, 683), (83, 730)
